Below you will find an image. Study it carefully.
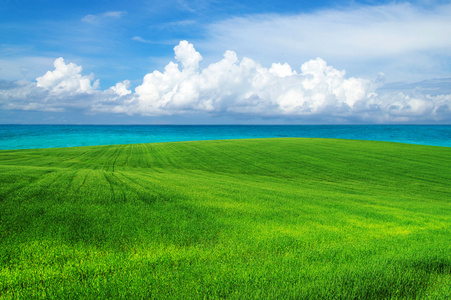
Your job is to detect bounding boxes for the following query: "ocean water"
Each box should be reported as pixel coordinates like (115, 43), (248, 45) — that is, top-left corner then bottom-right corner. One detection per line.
(0, 125), (450, 150)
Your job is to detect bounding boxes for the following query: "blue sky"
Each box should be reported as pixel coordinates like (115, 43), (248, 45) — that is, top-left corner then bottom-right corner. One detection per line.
(1, 0), (451, 124)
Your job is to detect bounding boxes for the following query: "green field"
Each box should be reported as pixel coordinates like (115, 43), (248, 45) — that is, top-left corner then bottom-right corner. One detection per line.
(0, 138), (450, 299)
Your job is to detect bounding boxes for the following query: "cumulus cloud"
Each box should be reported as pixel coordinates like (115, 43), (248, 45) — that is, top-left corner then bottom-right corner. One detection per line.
(117, 42), (375, 117)
(1, 41), (450, 123)
(174, 40), (203, 71)
(36, 57), (99, 94)
(1, 58), (101, 112)
(109, 80), (132, 97)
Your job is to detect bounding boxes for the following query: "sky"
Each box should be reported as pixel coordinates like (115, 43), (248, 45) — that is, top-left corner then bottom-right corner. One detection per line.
(1, 0), (451, 124)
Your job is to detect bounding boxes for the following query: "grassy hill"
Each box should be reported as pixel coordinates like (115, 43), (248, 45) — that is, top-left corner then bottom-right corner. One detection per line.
(0, 138), (450, 299)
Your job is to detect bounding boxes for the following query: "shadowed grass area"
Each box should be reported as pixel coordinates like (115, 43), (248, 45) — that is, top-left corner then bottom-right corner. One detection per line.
(0, 138), (450, 299)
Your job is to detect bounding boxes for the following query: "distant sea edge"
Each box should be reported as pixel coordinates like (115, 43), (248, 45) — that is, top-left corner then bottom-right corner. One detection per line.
(0, 124), (450, 150)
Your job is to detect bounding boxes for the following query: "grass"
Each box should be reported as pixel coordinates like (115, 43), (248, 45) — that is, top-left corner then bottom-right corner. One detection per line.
(0, 138), (450, 299)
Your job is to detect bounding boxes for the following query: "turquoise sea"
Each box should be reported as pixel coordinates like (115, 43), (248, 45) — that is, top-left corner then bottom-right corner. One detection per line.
(0, 125), (450, 150)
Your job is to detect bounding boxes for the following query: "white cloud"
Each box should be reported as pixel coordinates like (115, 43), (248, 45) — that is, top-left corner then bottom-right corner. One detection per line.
(132, 36), (154, 44)
(36, 57), (99, 94)
(0, 58), (101, 112)
(1, 41), (450, 123)
(110, 80), (132, 97)
(102, 41), (450, 123)
(150, 19), (196, 30)
(174, 40), (203, 71)
(200, 3), (451, 82)
(0, 56), (56, 81)
(81, 11), (126, 24)
(176, 44), (368, 115)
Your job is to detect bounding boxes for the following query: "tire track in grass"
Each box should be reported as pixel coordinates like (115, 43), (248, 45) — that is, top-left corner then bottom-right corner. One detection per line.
(114, 171), (159, 204)
(103, 172), (117, 201)
(84, 147), (112, 170)
(81, 170), (90, 187)
(1, 170), (75, 240)
(65, 146), (116, 171)
(115, 171), (174, 204)
(121, 144), (132, 169)
(102, 171), (132, 203)
(99, 145), (123, 172)
(111, 145), (123, 173)
(64, 170), (83, 192)
(59, 148), (97, 168)
(9, 170), (66, 201)
(0, 166), (56, 200)
(70, 169), (94, 195)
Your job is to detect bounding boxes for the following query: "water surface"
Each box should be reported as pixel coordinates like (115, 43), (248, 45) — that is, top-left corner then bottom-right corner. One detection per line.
(0, 125), (450, 150)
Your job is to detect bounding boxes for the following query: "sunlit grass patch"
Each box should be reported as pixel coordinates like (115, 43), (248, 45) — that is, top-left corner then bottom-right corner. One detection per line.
(1, 138), (450, 299)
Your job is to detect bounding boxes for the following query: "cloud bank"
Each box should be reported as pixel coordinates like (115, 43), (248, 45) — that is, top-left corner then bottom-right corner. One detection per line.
(202, 2), (451, 82)
(1, 41), (450, 123)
